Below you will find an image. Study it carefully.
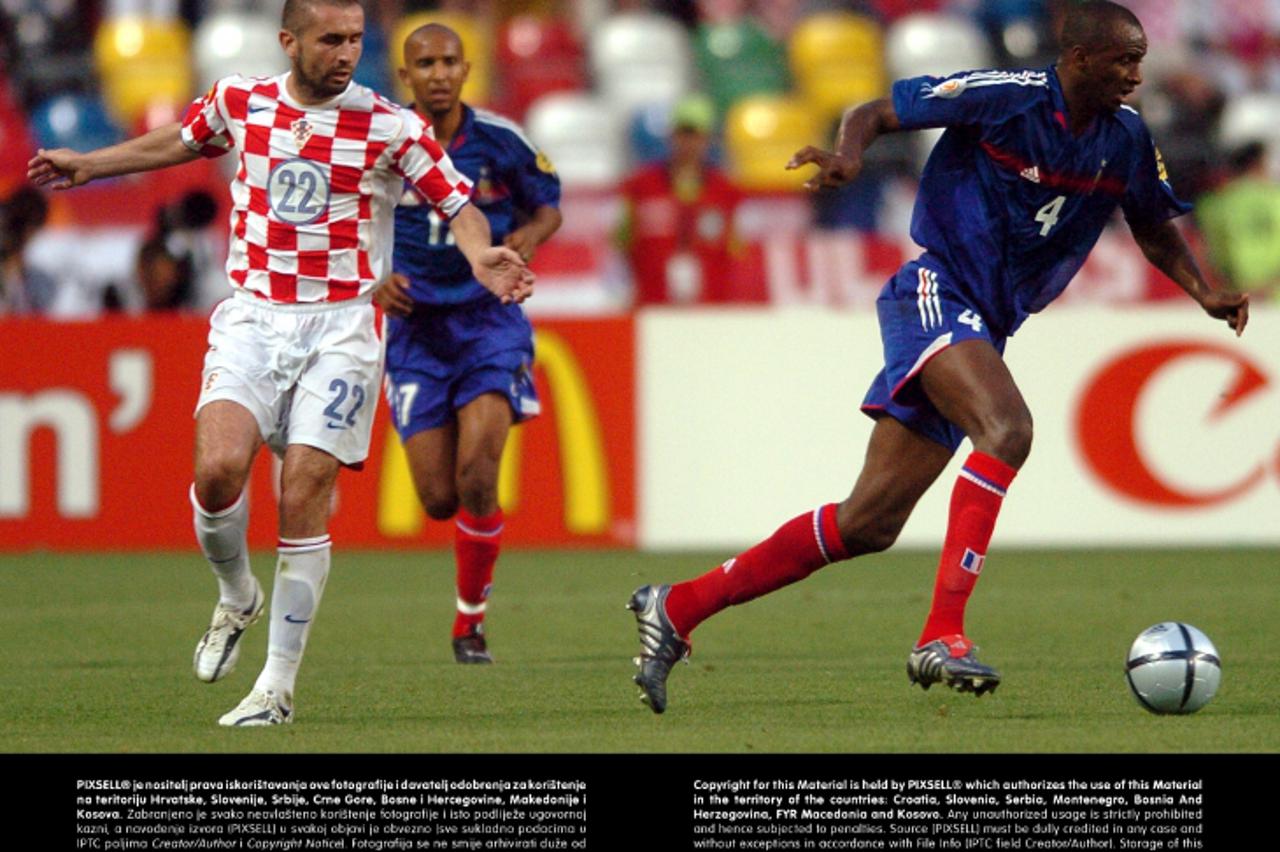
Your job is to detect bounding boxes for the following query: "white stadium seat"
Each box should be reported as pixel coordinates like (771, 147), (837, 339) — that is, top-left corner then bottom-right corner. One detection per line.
(885, 13), (994, 171)
(885, 12), (993, 80)
(1218, 92), (1280, 151)
(524, 92), (626, 188)
(193, 11), (286, 94)
(588, 12), (693, 122)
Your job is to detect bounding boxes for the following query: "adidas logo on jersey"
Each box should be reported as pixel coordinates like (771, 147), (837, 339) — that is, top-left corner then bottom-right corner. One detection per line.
(1020, 166), (1041, 183)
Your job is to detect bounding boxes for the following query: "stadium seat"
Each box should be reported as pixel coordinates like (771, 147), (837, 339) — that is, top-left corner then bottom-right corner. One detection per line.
(973, 0), (1046, 29)
(629, 102), (673, 165)
(93, 16), (193, 126)
(524, 92), (625, 188)
(29, 92), (124, 153)
(193, 11), (287, 94)
(389, 12), (492, 107)
(1217, 93), (1280, 156)
(495, 15), (585, 121)
(1, 0), (92, 109)
(884, 12), (994, 80)
(788, 13), (886, 128)
(723, 95), (820, 191)
(883, 13), (995, 171)
(693, 18), (790, 122)
(589, 12), (693, 122)
(353, 18), (393, 100)
(92, 16), (189, 75)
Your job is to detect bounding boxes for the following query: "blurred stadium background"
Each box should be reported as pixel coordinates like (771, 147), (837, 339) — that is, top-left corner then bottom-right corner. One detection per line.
(4, 0), (1280, 552)
(6, 0), (1280, 315)
(2, 2), (1280, 753)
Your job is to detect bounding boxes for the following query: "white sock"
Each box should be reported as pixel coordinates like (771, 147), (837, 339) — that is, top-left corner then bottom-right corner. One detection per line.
(190, 485), (255, 609)
(254, 535), (331, 698)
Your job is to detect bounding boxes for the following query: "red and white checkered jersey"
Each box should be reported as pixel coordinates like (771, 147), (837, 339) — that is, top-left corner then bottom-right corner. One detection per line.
(181, 72), (473, 304)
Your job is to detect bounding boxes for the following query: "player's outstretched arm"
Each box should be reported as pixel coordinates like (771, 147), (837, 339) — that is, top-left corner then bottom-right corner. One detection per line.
(1130, 218), (1249, 336)
(450, 203), (535, 304)
(786, 97), (901, 191)
(27, 122), (200, 190)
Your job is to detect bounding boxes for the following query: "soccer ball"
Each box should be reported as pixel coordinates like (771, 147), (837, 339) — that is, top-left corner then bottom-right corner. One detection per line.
(1125, 622), (1221, 715)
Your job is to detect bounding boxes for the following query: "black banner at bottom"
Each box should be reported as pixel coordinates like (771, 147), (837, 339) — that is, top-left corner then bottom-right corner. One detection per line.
(15, 753), (1269, 851)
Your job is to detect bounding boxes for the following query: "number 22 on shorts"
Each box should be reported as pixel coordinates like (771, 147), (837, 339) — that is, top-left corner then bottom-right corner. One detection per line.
(323, 378), (366, 429)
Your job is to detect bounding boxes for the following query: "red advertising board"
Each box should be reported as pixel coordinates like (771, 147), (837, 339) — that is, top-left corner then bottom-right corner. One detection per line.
(0, 315), (635, 550)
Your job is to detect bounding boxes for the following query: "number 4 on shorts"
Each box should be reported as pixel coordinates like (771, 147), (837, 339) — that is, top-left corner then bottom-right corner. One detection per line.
(958, 309), (983, 332)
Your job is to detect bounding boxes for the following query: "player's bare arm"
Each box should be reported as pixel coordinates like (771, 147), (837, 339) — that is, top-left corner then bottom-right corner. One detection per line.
(786, 98), (901, 191)
(502, 205), (563, 262)
(449, 203), (535, 304)
(26, 121), (199, 190)
(373, 273), (414, 317)
(1130, 217), (1249, 336)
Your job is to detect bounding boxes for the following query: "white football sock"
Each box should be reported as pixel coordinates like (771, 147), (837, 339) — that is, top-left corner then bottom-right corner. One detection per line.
(190, 485), (255, 609)
(254, 536), (331, 698)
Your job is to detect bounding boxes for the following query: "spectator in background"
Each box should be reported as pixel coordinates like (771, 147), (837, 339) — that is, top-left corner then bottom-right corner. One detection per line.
(0, 185), (57, 314)
(102, 190), (218, 313)
(1138, 69), (1225, 200)
(1196, 140), (1280, 299)
(157, 189), (222, 310)
(135, 236), (187, 311)
(616, 93), (743, 305)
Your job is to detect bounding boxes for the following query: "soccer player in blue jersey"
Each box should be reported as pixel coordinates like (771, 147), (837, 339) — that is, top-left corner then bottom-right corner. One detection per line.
(628, 0), (1249, 713)
(377, 24), (562, 663)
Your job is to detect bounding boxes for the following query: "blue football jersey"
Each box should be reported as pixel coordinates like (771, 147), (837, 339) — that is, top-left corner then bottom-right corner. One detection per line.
(393, 104), (561, 305)
(891, 66), (1189, 336)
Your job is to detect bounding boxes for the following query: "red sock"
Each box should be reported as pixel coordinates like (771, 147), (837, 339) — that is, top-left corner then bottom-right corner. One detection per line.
(917, 451), (1017, 646)
(453, 508), (503, 638)
(664, 504), (848, 637)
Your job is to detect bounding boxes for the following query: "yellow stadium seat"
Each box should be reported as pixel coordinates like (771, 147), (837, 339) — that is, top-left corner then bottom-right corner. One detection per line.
(724, 95), (821, 191)
(389, 12), (492, 107)
(788, 13), (886, 127)
(101, 62), (193, 127)
(93, 17), (191, 76)
(94, 17), (194, 126)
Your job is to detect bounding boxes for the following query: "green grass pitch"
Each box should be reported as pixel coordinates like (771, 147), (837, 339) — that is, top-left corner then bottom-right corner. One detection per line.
(1, 548), (1276, 753)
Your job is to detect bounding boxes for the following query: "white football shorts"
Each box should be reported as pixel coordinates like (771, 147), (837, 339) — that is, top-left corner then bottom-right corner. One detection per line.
(196, 292), (384, 466)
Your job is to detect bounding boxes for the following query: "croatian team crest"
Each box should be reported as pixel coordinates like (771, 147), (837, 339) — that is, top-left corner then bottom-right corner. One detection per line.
(291, 117), (315, 149)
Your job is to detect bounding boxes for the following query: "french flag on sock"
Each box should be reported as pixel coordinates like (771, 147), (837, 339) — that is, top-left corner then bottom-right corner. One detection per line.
(960, 548), (985, 575)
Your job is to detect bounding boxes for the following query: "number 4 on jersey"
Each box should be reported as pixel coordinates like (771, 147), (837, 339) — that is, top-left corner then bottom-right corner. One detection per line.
(1035, 194), (1066, 236)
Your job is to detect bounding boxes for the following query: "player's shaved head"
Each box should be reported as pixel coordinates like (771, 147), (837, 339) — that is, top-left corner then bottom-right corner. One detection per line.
(399, 21), (470, 119)
(403, 23), (465, 62)
(1054, 0), (1147, 123)
(1059, 0), (1143, 53)
(282, 0), (363, 35)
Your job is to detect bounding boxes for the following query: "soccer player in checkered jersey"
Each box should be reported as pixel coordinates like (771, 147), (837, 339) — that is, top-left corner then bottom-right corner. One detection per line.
(374, 24), (562, 665)
(28, 0), (533, 726)
(627, 0), (1250, 713)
